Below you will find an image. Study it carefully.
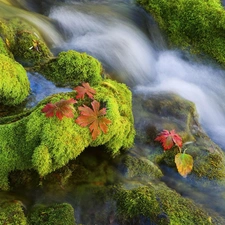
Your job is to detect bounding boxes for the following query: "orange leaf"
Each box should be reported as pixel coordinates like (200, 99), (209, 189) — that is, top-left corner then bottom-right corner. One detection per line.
(41, 98), (77, 120)
(75, 100), (111, 140)
(155, 129), (182, 150)
(175, 153), (193, 178)
(74, 82), (96, 99)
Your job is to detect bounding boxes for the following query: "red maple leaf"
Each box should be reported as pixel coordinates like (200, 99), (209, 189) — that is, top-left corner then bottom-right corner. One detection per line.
(155, 129), (182, 151)
(74, 82), (96, 100)
(75, 100), (111, 140)
(41, 98), (77, 120)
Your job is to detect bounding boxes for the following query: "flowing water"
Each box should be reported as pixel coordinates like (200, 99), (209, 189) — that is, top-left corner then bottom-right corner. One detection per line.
(2, 0), (225, 222)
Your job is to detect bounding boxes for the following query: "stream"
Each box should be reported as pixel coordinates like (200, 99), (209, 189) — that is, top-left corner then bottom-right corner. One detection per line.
(2, 0), (225, 223)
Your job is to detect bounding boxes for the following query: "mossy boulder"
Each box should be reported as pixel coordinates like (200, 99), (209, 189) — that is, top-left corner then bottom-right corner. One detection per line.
(0, 17), (52, 66)
(133, 92), (225, 181)
(36, 50), (103, 87)
(137, 0), (225, 65)
(0, 79), (135, 190)
(0, 54), (30, 105)
(0, 200), (27, 225)
(115, 183), (224, 225)
(28, 203), (75, 225)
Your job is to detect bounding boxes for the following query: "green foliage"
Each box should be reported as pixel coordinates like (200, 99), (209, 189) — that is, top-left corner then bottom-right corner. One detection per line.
(28, 203), (75, 225)
(0, 79), (135, 190)
(0, 200), (28, 225)
(38, 50), (103, 87)
(115, 184), (214, 225)
(0, 54), (30, 105)
(137, 0), (225, 65)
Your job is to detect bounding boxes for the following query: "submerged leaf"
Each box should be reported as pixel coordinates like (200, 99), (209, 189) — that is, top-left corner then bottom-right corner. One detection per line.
(155, 129), (182, 150)
(42, 98), (77, 120)
(74, 82), (96, 99)
(76, 100), (111, 140)
(175, 153), (193, 178)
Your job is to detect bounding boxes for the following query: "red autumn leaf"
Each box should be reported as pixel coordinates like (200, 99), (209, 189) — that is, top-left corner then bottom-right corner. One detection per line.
(74, 82), (96, 100)
(41, 98), (77, 120)
(75, 100), (111, 140)
(155, 129), (182, 151)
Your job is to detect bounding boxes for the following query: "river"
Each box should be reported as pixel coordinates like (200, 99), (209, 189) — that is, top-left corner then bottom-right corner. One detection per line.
(2, 0), (225, 223)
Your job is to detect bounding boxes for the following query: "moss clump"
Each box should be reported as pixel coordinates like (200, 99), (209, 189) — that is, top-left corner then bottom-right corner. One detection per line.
(28, 203), (75, 225)
(115, 183), (220, 225)
(0, 17), (52, 66)
(0, 37), (13, 57)
(0, 54), (30, 105)
(0, 79), (135, 190)
(121, 154), (163, 180)
(37, 50), (103, 87)
(0, 200), (27, 225)
(137, 0), (225, 65)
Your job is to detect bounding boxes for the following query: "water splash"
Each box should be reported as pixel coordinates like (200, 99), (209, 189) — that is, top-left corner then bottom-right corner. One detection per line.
(49, 4), (157, 86)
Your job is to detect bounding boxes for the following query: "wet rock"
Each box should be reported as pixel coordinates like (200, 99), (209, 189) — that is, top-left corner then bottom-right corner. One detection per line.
(133, 92), (225, 181)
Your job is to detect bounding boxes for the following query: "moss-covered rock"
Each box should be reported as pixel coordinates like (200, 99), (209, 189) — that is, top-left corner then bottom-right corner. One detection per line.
(0, 17), (52, 66)
(36, 50), (103, 87)
(133, 92), (225, 181)
(137, 0), (225, 65)
(0, 54), (30, 105)
(28, 203), (75, 225)
(115, 183), (223, 225)
(0, 200), (27, 225)
(0, 79), (135, 190)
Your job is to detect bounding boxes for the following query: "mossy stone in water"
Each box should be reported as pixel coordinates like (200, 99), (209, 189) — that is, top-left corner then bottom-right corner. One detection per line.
(0, 200), (27, 225)
(0, 17), (52, 66)
(0, 79), (135, 190)
(137, 0), (225, 66)
(0, 54), (30, 105)
(28, 203), (75, 225)
(133, 92), (225, 181)
(38, 50), (103, 87)
(114, 183), (223, 225)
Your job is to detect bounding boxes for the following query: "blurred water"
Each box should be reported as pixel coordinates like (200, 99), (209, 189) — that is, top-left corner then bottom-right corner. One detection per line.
(49, 3), (159, 85)
(27, 72), (71, 107)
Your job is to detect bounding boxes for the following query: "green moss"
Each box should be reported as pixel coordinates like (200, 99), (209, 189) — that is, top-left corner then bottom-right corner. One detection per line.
(0, 37), (13, 57)
(0, 200), (27, 225)
(115, 184), (218, 224)
(28, 203), (75, 225)
(122, 154), (163, 179)
(37, 50), (103, 87)
(137, 0), (225, 65)
(0, 79), (135, 190)
(0, 54), (30, 105)
(0, 17), (52, 66)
